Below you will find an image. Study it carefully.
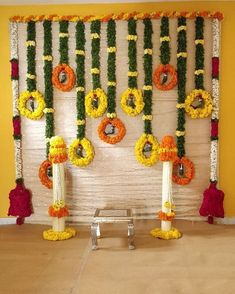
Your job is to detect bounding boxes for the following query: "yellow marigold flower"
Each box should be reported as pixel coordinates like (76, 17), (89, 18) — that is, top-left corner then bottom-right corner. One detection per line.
(59, 32), (69, 38)
(195, 39), (204, 45)
(107, 112), (117, 118)
(75, 50), (85, 55)
(121, 88), (144, 117)
(175, 130), (185, 137)
(43, 108), (54, 114)
(85, 88), (107, 118)
(107, 81), (116, 87)
(76, 119), (86, 125)
(143, 85), (152, 91)
(195, 69), (204, 75)
(160, 36), (170, 43)
(142, 115), (153, 121)
(177, 52), (187, 58)
(144, 49), (153, 55)
(107, 47), (116, 53)
(176, 103), (185, 109)
(26, 73), (36, 79)
(76, 87), (85, 92)
(128, 71), (138, 77)
(91, 33), (100, 39)
(91, 68), (100, 74)
(177, 25), (187, 32)
(26, 40), (36, 47)
(43, 228), (76, 241)
(43, 55), (53, 61)
(127, 35), (138, 41)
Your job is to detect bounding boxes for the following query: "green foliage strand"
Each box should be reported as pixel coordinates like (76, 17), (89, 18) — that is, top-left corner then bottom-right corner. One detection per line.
(160, 17), (170, 65)
(59, 21), (69, 64)
(91, 20), (101, 89)
(27, 21), (36, 91)
(195, 17), (204, 89)
(128, 18), (137, 89)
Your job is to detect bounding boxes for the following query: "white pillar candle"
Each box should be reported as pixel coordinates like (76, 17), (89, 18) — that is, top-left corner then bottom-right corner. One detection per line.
(161, 161), (172, 231)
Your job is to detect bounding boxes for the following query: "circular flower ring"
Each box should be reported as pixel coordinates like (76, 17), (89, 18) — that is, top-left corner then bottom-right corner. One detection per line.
(38, 159), (52, 189)
(85, 88), (107, 118)
(158, 211), (175, 221)
(52, 63), (75, 92)
(153, 64), (178, 91)
(121, 88), (144, 116)
(98, 117), (126, 144)
(48, 201), (69, 218)
(18, 90), (45, 120)
(43, 227), (76, 241)
(172, 156), (194, 185)
(185, 89), (212, 119)
(68, 137), (95, 167)
(135, 133), (159, 167)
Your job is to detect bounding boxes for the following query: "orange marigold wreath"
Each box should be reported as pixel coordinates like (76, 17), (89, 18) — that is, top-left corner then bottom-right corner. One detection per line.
(172, 156), (194, 185)
(158, 211), (175, 221)
(153, 64), (177, 91)
(52, 63), (75, 92)
(38, 159), (53, 189)
(97, 117), (126, 144)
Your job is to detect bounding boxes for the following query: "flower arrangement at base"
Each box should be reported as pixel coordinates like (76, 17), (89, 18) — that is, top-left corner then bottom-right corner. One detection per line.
(38, 159), (52, 189)
(150, 227), (182, 240)
(153, 64), (177, 91)
(135, 133), (159, 167)
(121, 88), (144, 116)
(158, 210), (175, 221)
(98, 117), (126, 144)
(172, 156), (194, 185)
(185, 89), (212, 118)
(18, 90), (45, 120)
(158, 135), (178, 162)
(68, 137), (94, 167)
(52, 63), (75, 92)
(85, 88), (107, 118)
(43, 227), (76, 241)
(48, 200), (69, 218)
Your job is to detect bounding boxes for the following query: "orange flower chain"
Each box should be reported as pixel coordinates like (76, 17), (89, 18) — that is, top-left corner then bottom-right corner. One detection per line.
(10, 11), (224, 23)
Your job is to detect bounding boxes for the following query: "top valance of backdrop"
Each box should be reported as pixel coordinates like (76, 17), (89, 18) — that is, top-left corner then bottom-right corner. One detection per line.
(9, 11), (224, 23)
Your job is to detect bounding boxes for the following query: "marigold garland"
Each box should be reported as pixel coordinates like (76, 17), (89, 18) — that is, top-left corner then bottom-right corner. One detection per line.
(52, 21), (75, 92)
(158, 210), (175, 221)
(159, 136), (177, 162)
(52, 63), (75, 92)
(18, 90), (45, 120)
(150, 227), (182, 240)
(68, 138), (95, 167)
(85, 88), (108, 118)
(38, 159), (52, 189)
(153, 17), (177, 91)
(48, 200), (69, 218)
(98, 117), (126, 144)
(43, 227), (76, 241)
(135, 134), (159, 167)
(49, 136), (68, 164)
(121, 18), (144, 116)
(172, 156), (194, 185)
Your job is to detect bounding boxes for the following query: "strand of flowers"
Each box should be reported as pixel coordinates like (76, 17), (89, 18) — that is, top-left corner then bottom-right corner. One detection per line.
(39, 20), (54, 189)
(173, 17), (194, 185)
(185, 17), (212, 118)
(153, 16), (177, 91)
(10, 11), (224, 23)
(121, 18), (144, 116)
(10, 22), (23, 182)
(18, 21), (45, 120)
(135, 18), (159, 167)
(52, 21), (75, 91)
(69, 21), (94, 167)
(98, 19), (126, 144)
(85, 20), (107, 118)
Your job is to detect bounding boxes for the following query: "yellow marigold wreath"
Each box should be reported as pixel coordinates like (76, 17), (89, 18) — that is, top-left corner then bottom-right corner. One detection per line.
(68, 137), (95, 167)
(43, 227), (76, 241)
(135, 133), (159, 166)
(85, 88), (107, 118)
(18, 90), (45, 120)
(185, 89), (212, 119)
(121, 88), (144, 116)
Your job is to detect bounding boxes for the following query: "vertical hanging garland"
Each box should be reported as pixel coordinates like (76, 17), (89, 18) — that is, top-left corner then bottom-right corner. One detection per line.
(172, 17), (194, 185)
(199, 18), (224, 223)
(8, 22), (32, 225)
(18, 21), (45, 120)
(85, 20), (107, 118)
(153, 16), (177, 91)
(135, 18), (159, 167)
(185, 17), (212, 118)
(39, 20), (54, 189)
(68, 21), (95, 167)
(121, 18), (144, 116)
(52, 21), (75, 92)
(97, 19), (126, 144)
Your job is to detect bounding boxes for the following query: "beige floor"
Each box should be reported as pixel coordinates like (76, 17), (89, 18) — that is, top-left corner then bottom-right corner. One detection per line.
(0, 220), (235, 294)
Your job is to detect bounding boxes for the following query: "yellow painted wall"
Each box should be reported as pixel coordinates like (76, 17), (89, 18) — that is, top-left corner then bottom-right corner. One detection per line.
(0, 2), (234, 218)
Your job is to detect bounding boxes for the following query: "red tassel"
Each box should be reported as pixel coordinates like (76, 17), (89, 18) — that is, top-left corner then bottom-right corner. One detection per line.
(199, 182), (224, 224)
(212, 57), (219, 78)
(8, 183), (33, 225)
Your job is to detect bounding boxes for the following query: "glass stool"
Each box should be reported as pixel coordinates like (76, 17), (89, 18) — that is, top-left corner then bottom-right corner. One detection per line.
(91, 208), (135, 250)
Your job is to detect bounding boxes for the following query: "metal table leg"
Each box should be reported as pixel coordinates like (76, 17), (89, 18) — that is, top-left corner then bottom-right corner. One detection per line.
(128, 221), (135, 250)
(91, 222), (98, 250)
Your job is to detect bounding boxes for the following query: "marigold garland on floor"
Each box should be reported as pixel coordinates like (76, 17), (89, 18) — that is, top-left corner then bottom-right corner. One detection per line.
(69, 21), (95, 167)
(98, 19), (126, 144)
(135, 18), (159, 166)
(85, 20), (107, 118)
(43, 227), (76, 241)
(121, 18), (144, 116)
(173, 17), (194, 186)
(18, 21), (45, 120)
(153, 16), (177, 91)
(52, 21), (75, 91)
(185, 17), (212, 118)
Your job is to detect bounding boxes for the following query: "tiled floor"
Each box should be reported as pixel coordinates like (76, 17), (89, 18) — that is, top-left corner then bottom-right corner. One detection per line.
(1, 220), (235, 294)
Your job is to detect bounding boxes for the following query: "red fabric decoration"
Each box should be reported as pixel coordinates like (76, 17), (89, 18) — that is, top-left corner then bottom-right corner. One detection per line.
(8, 183), (33, 225)
(211, 120), (218, 138)
(212, 57), (219, 78)
(199, 182), (224, 224)
(11, 59), (19, 79)
(13, 116), (21, 137)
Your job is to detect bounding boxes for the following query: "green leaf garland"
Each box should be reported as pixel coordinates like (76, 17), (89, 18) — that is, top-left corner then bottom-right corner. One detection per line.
(91, 20), (101, 90)
(27, 21), (36, 92)
(128, 18), (137, 89)
(59, 21), (69, 64)
(160, 16), (170, 65)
